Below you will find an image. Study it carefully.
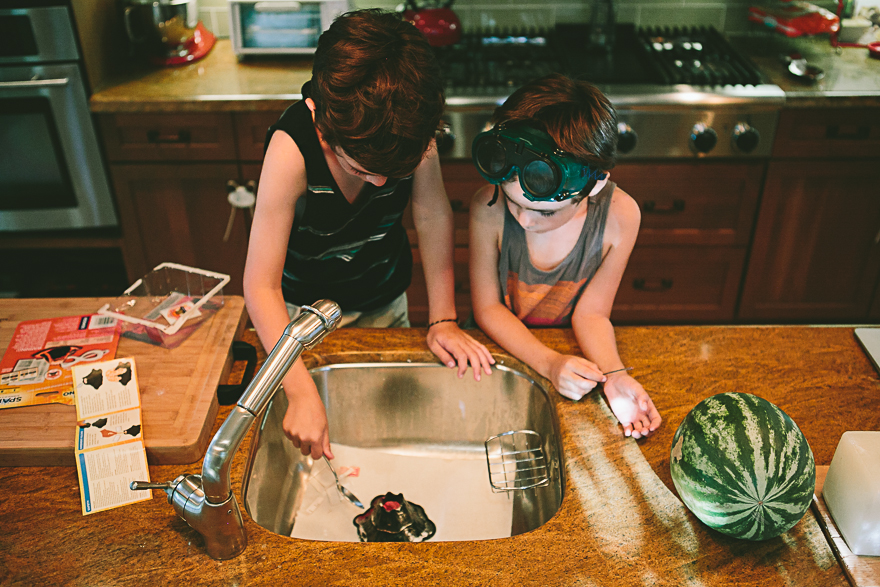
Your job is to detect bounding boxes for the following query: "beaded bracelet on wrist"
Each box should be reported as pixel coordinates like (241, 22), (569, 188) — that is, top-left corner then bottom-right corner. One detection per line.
(428, 318), (458, 328)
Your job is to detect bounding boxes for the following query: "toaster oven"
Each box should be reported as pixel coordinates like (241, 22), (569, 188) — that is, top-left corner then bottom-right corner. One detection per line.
(228, 0), (350, 57)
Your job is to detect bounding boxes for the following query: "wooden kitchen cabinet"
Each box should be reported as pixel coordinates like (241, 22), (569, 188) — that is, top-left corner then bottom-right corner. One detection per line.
(235, 111), (282, 162)
(610, 162), (763, 323)
(739, 159), (880, 321)
(109, 163), (251, 294)
(99, 113), (237, 162)
(771, 107), (880, 159)
(98, 112), (269, 295)
(738, 107), (880, 323)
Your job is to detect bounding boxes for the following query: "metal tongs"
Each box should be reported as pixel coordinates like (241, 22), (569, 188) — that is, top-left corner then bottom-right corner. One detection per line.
(323, 456), (364, 509)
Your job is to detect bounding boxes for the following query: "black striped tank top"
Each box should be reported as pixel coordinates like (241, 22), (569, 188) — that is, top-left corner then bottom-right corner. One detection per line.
(264, 88), (413, 313)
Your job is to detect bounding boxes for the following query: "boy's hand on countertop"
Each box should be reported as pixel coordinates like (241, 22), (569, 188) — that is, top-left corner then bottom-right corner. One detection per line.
(427, 322), (495, 381)
(602, 373), (662, 439)
(549, 354), (605, 401)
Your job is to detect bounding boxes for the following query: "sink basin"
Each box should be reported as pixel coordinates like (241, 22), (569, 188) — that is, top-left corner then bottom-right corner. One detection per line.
(242, 362), (564, 542)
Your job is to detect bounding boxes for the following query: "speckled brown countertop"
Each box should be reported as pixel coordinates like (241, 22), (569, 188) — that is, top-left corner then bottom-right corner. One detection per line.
(2, 325), (878, 586)
(90, 36), (880, 114)
(730, 33), (880, 107)
(89, 39), (311, 113)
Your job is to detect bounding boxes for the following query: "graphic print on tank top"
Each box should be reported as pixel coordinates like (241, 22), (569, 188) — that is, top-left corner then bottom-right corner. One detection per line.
(499, 182), (615, 327)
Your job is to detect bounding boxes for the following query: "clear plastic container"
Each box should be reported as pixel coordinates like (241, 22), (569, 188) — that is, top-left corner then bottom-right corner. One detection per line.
(97, 263), (230, 349)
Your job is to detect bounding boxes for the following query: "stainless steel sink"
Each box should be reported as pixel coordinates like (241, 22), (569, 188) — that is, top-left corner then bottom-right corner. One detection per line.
(242, 362), (564, 542)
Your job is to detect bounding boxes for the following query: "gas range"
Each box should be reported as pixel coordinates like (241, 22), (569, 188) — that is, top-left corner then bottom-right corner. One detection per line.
(434, 24), (785, 160)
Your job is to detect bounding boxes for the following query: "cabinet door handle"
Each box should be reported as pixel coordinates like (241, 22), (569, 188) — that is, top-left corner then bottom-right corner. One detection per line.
(0, 77), (69, 89)
(642, 199), (685, 214)
(632, 278), (673, 292)
(825, 125), (870, 140)
(146, 129), (192, 144)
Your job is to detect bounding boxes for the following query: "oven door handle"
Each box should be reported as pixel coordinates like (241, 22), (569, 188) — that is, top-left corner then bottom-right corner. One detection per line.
(0, 78), (70, 90)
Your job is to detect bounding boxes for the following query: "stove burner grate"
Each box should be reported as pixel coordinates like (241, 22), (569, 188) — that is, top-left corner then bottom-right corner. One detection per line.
(434, 24), (765, 92)
(637, 26), (763, 86)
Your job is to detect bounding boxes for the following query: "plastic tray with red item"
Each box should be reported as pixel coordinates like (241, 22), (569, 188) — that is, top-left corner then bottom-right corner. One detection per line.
(97, 263), (230, 349)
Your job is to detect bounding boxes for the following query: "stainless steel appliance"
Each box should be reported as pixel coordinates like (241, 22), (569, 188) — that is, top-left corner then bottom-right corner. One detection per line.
(0, 5), (117, 231)
(227, 0), (350, 58)
(434, 24), (785, 160)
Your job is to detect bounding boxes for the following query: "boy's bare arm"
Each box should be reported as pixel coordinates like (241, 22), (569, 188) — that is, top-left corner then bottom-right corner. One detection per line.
(571, 187), (661, 438)
(469, 186), (604, 399)
(243, 131), (334, 459)
(571, 186), (641, 369)
(411, 145), (494, 379)
(410, 144), (456, 324)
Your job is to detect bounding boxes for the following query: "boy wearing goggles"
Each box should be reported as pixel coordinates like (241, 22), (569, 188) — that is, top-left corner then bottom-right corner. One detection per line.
(244, 10), (494, 461)
(469, 74), (661, 439)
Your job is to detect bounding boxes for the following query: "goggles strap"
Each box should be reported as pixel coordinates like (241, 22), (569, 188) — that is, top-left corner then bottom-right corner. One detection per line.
(487, 184), (499, 207)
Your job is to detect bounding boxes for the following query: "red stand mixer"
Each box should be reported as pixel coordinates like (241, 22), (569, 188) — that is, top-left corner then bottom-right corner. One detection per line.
(122, 0), (216, 66)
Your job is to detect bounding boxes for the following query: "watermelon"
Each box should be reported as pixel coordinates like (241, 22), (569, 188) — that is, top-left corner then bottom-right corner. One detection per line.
(670, 392), (815, 541)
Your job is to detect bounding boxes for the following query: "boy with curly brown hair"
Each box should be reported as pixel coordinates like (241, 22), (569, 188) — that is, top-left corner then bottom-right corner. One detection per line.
(244, 10), (493, 460)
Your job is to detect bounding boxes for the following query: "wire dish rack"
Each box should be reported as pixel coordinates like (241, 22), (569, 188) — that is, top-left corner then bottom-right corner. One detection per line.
(484, 430), (550, 492)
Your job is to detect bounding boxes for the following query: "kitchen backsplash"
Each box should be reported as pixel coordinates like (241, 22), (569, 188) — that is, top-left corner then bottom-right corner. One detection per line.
(198, 0), (839, 37)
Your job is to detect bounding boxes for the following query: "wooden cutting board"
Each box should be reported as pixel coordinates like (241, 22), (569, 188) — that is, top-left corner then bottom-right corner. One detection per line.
(0, 297), (248, 466)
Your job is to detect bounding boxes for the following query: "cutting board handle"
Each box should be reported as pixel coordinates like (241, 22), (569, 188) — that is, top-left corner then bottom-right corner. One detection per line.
(217, 341), (258, 406)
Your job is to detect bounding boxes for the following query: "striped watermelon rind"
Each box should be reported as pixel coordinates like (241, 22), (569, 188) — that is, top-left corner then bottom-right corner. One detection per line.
(670, 392), (815, 541)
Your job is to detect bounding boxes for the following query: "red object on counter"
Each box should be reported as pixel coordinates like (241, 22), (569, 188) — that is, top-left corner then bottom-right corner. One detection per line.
(402, 0), (462, 47)
(748, 1), (839, 37)
(869, 42), (880, 59)
(151, 21), (216, 66)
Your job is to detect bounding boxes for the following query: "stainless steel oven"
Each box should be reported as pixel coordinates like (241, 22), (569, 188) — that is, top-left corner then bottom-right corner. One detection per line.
(0, 5), (117, 231)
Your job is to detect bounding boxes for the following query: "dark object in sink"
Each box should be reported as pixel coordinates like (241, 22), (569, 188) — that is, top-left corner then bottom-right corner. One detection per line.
(353, 492), (436, 543)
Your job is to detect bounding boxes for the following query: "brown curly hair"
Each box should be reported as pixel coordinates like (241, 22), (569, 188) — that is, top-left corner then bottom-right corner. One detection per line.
(491, 73), (618, 172)
(310, 9), (445, 179)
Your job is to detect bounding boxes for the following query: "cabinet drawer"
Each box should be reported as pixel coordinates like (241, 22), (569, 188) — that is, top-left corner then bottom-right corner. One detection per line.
(612, 163), (763, 246)
(773, 108), (880, 159)
(405, 161), (484, 247)
(611, 246), (746, 323)
(235, 111), (285, 161)
(407, 247), (471, 326)
(98, 113), (237, 162)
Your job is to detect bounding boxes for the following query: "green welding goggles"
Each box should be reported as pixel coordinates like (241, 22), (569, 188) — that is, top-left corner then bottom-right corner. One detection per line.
(472, 124), (607, 202)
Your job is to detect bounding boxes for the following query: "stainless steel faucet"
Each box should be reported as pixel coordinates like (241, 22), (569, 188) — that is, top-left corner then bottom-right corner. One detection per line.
(131, 300), (341, 560)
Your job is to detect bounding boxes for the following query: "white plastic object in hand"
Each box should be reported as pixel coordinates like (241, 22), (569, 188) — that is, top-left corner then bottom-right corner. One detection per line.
(823, 431), (880, 556)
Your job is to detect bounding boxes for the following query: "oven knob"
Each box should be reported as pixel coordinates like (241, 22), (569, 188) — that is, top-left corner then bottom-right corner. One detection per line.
(436, 122), (455, 156)
(732, 123), (760, 154)
(690, 123), (718, 154)
(617, 122), (637, 154)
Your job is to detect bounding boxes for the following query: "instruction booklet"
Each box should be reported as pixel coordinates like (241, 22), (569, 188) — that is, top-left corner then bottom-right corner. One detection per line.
(72, 357), (151, 515)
